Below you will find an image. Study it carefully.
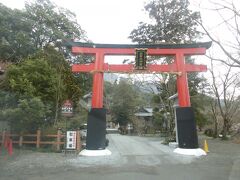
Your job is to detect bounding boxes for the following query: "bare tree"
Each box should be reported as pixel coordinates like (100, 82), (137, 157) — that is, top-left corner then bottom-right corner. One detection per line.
(196, 0), (240, 67)
(209, 59), (240, 138)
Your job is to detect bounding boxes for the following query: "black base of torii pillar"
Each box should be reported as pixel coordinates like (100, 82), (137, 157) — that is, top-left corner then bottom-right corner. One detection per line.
(79, 108), (111, 156)
(86, 108), (107, 150)
(176, 107), (198, 148)
(174, 107), (206, 156)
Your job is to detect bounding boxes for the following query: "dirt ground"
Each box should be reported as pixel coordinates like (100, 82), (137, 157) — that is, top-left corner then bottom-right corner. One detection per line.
(0, 134), (240, 180)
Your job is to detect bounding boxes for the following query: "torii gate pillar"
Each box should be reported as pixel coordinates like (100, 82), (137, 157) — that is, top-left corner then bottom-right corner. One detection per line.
(69, 42), (211, 156)
(176, 53), (190, 107)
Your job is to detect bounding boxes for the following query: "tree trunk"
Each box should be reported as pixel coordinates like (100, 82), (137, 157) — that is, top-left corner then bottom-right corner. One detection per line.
(54, 74), (62, 126)
(54, 99), (59, 126)
(222, 118), (228, 139)
(211, 101), (218, 138)
(214, 119), (218, 138)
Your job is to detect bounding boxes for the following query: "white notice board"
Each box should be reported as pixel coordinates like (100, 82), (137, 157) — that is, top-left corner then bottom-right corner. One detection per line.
(66, 131), (76, 149)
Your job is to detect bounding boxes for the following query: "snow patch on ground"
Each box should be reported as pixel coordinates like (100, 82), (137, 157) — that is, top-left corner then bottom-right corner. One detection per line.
(174, 148), (207, 156)
(79, 149), (112, 156)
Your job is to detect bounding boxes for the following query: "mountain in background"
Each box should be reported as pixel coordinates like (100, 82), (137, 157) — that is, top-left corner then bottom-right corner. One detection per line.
(104, 73), (118, 84)
(104, 73), (160, 94)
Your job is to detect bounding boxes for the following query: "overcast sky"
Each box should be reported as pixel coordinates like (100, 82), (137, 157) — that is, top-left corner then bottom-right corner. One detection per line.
(0, 0), (220, 43)
(0, 0), (149, 43)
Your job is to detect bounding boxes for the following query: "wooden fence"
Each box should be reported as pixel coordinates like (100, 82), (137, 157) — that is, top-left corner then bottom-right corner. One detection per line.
(0, 129), (81, 152)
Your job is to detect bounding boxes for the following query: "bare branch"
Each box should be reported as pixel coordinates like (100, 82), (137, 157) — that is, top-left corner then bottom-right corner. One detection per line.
(198, 20), (240, 65)
(210, 0), (240, 17)
(196, 0), (240, 67)
(205, 55), (240, 68)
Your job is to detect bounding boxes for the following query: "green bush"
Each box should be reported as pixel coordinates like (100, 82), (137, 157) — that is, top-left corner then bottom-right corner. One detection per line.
(3, 97), (49, 133)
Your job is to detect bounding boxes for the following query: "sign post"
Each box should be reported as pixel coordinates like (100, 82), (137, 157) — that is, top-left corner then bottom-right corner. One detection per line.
(61, 100), (73, 117)
(61, 100), (73, 154)
(66, 131), (77, 149)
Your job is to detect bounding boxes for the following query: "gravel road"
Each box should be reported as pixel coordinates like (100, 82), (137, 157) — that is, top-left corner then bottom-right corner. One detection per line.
(0, 134), (239, 180)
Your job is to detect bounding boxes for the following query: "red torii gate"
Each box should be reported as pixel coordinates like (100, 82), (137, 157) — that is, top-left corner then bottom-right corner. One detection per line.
(71, 42), (211, 108)
(68, 41), (211, 152)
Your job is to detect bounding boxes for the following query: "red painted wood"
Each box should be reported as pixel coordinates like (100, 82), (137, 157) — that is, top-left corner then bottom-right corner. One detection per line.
(175, 53), (191, 107)
(72, 64), (176, 73)
(91, 53), (104, 108)
(185, 64), (207, 72)
(72, 63), (206, 74)
(72, 63), (94, 72)
(107, 64), (134, 72)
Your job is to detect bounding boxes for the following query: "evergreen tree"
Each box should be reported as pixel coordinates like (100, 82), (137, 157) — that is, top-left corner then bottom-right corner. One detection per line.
(129, 0), (201, 44)
(0, 0), (87, 63)
(111, 80), (139, 126)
